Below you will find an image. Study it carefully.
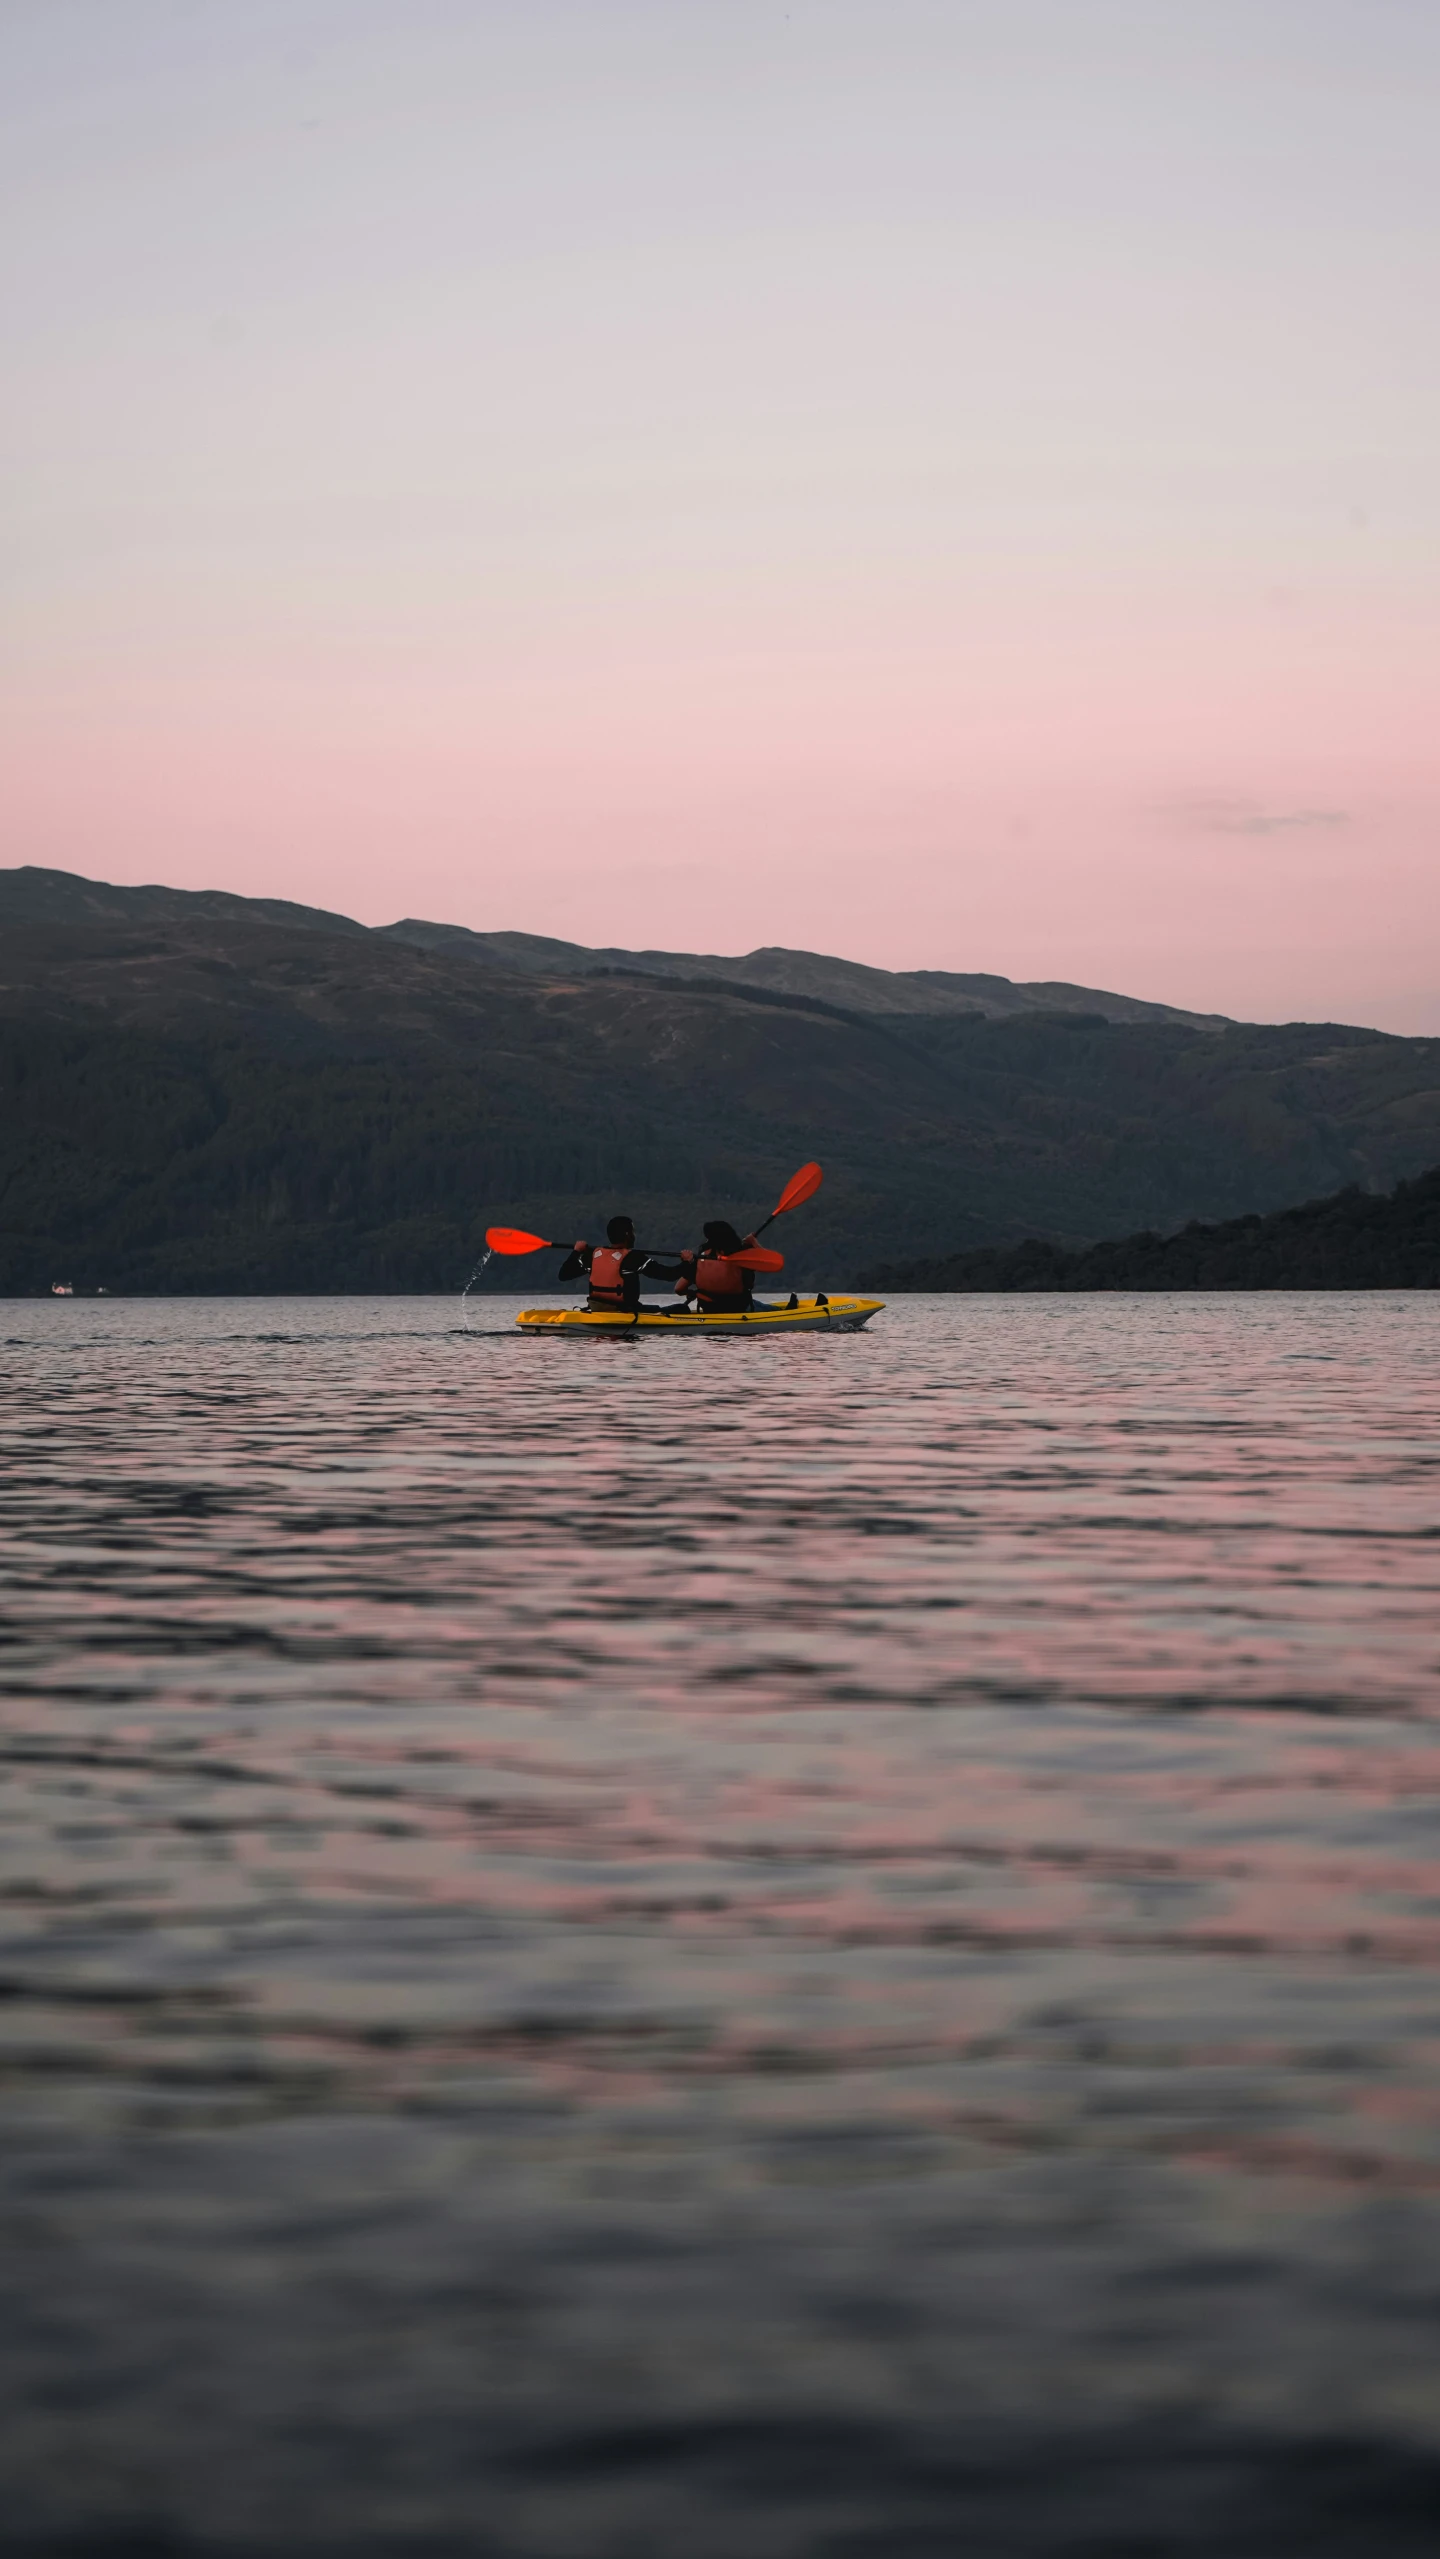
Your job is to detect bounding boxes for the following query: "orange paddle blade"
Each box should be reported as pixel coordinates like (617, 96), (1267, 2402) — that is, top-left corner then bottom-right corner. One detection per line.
(731, 1246), (784, 1272)
(774, 1161), (823, 1217)
(485, 1226), (557, 1255)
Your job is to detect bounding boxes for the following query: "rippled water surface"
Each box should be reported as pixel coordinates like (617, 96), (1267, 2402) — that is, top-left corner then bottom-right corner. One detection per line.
(4, 1291), (1440, 2556)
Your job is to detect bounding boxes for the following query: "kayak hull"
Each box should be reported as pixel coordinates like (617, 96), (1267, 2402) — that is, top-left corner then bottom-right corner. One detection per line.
(516, 1296), (884, 1338)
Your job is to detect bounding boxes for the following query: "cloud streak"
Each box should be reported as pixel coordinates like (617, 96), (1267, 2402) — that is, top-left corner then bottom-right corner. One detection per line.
(1174, 799), (1352, 838)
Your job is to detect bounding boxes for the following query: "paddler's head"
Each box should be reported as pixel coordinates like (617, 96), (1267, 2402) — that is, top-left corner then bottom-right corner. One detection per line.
(607, 1215), (635, 1248)
(703, 1220), (742, 1254)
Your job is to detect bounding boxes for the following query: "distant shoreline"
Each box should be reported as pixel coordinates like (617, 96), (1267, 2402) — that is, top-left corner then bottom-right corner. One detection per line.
(863, 1168), (1440, 1295)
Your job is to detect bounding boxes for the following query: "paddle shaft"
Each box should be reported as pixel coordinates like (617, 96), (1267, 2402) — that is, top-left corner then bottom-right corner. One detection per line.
(491, 1161), (820, 1258)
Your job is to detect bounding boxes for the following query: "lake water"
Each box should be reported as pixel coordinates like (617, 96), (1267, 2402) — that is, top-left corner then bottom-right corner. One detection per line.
(3, 1291), (1440, 2557)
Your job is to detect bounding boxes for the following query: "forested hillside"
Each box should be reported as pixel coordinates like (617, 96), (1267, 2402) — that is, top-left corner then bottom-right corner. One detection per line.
(864, 1164), (1440, 1291)
(4, 867), (1440, 1293)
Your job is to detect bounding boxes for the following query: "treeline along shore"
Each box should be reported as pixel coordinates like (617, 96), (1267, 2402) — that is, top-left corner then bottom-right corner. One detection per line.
(862, 1164), (1440, 1292)
(5, 866), (1440, 1294)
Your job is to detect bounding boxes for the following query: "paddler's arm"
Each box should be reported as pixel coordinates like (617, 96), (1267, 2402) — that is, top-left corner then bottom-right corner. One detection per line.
(557, 1242), (591, 1283)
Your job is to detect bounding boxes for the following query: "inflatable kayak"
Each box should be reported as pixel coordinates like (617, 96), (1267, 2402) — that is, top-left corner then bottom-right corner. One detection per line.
(517, 1295), (884, 1338)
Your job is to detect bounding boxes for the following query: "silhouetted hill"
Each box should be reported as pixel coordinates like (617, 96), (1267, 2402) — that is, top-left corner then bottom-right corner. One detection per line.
(380, 915), (1228, 1029)
(863, 1164), (1440, 1291)
(6, 866), (1225, 1025)
(0, 863), (368, 942)
(4, 866), (1440, 1293)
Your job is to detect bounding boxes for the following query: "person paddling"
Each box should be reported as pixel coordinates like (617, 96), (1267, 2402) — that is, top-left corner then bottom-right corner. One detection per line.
(483, 1163), (821, 1317)
(675, 1219), (780, 1315)
(558, 1217), (681, 1315)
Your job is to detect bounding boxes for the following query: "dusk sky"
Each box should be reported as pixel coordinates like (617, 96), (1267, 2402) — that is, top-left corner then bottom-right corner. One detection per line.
(4, 0), (1437, 1028)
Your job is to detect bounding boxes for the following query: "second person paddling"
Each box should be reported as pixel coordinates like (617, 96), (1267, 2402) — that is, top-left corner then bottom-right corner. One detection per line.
(674, 1220), (786, 1315)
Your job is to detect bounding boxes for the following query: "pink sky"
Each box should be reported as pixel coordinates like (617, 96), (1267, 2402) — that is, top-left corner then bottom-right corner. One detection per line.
(4, 1), (1438, 1028)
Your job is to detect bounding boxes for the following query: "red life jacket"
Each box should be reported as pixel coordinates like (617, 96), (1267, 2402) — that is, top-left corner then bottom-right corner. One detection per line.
(694, 1252), (748, 1309)
(588, 1245), (628, 1309)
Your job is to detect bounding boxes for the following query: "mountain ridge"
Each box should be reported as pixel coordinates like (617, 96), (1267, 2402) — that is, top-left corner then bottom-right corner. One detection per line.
(3, 867), (1227, 1030)
(3, 866), (1439, 1294)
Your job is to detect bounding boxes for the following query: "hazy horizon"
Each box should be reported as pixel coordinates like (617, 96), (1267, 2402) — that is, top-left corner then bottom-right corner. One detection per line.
(4, 2), (1437, 1031)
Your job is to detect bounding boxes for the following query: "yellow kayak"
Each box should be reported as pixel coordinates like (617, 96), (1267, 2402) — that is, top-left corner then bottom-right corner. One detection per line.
(516, 1295), (884, 1338)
